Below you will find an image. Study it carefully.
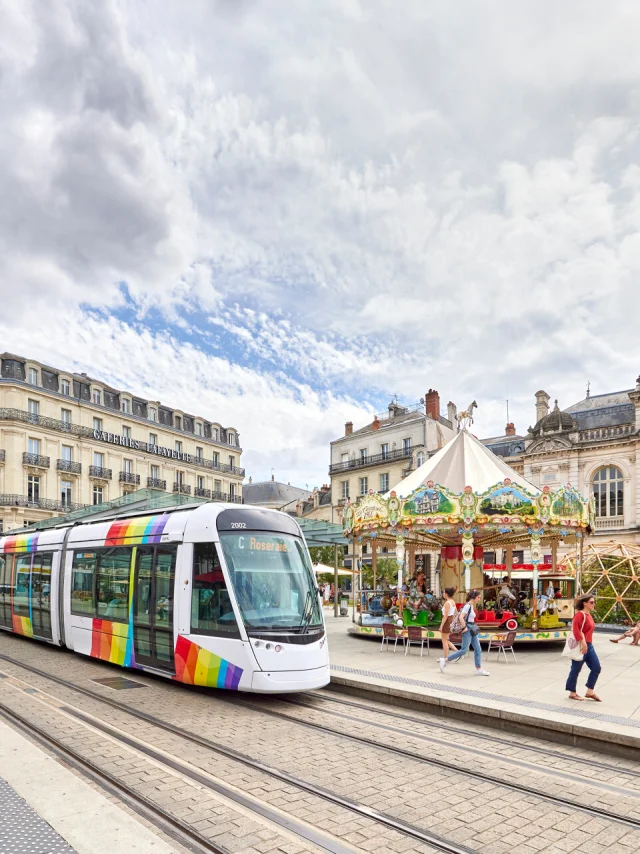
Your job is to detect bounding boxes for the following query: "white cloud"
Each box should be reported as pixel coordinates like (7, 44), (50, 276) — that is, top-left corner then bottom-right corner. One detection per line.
(2, 0), (640, 478)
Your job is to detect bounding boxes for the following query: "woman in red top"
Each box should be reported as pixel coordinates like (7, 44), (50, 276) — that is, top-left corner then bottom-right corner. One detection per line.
(566, 594), (601, 701)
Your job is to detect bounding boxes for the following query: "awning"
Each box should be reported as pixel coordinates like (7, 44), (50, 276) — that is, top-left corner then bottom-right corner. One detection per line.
(296, 518), (349, 546)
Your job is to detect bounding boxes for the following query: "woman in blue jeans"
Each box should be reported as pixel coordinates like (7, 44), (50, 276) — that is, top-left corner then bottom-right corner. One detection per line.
(566, 594), (601, 701)
(438, 590), (489, 676)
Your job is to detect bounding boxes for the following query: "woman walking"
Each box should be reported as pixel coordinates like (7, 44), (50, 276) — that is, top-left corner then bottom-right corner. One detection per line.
(439, 590), (489, 676)
(566, 594), (601, 701)
(439, 587), (458, 660)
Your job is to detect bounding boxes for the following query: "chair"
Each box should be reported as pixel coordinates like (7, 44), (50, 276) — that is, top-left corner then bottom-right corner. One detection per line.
(405, 626), (429, 657)
(488, 631), (518, 663)
(381, 622), (405, 653)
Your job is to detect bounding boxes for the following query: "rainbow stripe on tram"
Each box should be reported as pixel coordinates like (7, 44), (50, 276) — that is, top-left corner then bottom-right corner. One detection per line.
(105, 514), (170, 546)
(174, 636), (243, 690)
(2, 533), (40, 553)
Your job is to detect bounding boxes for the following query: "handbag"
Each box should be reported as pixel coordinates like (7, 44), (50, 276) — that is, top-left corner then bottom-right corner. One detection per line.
(468, 621), (480, 637)
(561, 613), (585, 661)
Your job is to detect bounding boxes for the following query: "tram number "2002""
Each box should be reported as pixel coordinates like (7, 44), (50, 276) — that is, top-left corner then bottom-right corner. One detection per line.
(230, 522), (246, 529)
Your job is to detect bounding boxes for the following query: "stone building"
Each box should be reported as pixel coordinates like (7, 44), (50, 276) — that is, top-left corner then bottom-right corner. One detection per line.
(483, 377), (640, 549)
(329, 390), (456, 509)
(0, 353), (244, 531)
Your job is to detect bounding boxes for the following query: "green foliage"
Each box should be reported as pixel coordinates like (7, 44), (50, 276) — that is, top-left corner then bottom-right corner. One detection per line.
(308, 545), (338, 566)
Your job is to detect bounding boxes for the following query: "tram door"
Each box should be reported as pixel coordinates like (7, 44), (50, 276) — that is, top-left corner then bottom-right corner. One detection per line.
(0, 554), (12, 630)
(133, 546), (177, 671)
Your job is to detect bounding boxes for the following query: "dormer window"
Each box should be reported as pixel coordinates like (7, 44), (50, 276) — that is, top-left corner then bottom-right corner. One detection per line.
(228, 432), (235, 446)
(60, 378), (71, 396)
(93, 389), (101, 405)
(121, 398), (131, 414)
(174, 415), (182, 430)
(149, 407), (157, 422)
(28, 367), (38, 386)
(195, 422), (202, 436)
(212, 427), (219, 441)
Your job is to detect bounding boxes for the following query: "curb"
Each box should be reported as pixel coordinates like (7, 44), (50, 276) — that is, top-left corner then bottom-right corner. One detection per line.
(329, 673), (640, 761)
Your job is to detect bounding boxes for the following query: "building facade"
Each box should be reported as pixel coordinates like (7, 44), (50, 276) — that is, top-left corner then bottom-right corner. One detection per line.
(483, 378), (640, 553)
(329, 391), (456, 509)
(0, 353), (244, 531)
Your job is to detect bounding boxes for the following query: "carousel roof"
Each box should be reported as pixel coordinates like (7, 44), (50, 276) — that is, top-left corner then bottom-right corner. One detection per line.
(385, 428), (540, 498)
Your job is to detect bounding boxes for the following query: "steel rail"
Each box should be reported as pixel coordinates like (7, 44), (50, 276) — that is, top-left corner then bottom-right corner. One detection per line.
(0, 655), (476, 854)
(0, 700), (226, 854)
(290, 691), (640, 779)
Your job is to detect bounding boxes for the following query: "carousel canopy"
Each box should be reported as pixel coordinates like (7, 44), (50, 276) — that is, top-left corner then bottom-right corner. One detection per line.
(386, 429), (539, 499)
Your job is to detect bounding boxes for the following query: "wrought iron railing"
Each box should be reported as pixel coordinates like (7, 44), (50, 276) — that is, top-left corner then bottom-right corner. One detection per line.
(173, 483), (191, 495)
(56, 459), (82, 474)
(211, 491), (242, 503)
(119, 472), (140, 485)
(22, 452), (50, 468)
(89, 466), (112, 480)
(0, 494), (87, 512)
(0, 407), (245, 473)
(195, 487), (212, 498)
(329, 447), (411, 474)
(146, 478), (166, 490)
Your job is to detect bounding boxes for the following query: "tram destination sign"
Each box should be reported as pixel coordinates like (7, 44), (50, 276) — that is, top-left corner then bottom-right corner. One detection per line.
(93, 430), (194, 463)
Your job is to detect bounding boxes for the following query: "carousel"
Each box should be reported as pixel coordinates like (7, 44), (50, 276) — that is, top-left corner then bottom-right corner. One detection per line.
(344, 410), (594, 645)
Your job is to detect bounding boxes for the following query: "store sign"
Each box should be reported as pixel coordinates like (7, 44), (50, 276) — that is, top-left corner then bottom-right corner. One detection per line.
(92, 430), (194, 463)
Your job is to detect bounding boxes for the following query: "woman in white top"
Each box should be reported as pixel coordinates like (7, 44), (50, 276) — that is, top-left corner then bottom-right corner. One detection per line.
(439, 589), (490, 676)
(438, 586), (458, 660)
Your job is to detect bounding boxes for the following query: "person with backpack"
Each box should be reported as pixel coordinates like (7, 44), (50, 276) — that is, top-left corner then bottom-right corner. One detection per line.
(438, 589), (489, 676)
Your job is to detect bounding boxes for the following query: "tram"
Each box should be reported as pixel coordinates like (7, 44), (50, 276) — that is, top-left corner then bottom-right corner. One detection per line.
(0, 504), (329, 693)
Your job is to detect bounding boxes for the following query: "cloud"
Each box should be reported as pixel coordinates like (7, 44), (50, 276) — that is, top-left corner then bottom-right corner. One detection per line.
(2, 0), (640, 478)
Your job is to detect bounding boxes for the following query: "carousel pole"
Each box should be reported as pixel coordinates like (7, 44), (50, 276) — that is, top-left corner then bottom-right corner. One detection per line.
(530, 532), (542, 622)
(372, 540), (377, 593)
(506, 544), (513, 583)
(577, 532), (584, 595)
(461, 532), (474, 595)
(333, 544), (339, 618)
(351, 535), (357, 623)
(551, 539), (558, 573)
(395, 535), (406, 612)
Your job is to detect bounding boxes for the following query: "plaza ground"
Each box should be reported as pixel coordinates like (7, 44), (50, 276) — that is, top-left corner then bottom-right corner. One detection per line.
(325, 609), (640, 753)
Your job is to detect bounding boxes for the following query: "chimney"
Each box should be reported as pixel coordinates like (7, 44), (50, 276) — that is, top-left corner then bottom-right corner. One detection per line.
(372, 416), (380, 431)
(345, 421), (353, 436)
(447, 401), (457, 424)
(535, 390), (550, 423)
(249, 476), (252, 483)
(424, 389), (440, 421)
(271, 472), (274, 482)
(505, 422), (516, 436)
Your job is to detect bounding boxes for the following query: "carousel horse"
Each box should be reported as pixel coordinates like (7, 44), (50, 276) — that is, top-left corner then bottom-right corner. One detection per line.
(456, 400), (478, 428)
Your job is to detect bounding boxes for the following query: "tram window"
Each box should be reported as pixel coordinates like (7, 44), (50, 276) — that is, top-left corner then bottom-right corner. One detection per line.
(191, 543), (240, 637)
(96, 549), (131, 622)
(71, 552), (98, 616)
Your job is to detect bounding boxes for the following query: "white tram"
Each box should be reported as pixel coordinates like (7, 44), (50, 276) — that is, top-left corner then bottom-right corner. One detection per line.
(0, 504), (329, 693)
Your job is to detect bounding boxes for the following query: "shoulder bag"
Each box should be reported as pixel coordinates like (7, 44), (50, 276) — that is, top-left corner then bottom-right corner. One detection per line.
(561, 612), (586, 661)
(465, 604), (480, 637)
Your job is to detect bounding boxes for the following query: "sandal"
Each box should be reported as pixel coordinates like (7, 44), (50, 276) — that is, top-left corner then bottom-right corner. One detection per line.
(585, 692), (602, 702)
(568, 692), (584, 701)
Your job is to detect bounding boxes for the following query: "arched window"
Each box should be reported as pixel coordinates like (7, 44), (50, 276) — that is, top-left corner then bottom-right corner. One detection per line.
(593, 466), (624, 518)
(416, 453), (425, 468)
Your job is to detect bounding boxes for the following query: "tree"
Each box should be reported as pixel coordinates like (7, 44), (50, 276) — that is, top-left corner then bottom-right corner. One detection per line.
(308, 545), (340, 567)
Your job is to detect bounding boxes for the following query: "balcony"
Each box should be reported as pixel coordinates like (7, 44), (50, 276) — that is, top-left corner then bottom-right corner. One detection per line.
(147, 478), (166, 490)
(0, 493), (88, 513)
(211, 490), (242, 503)
(195, 487), (212, 498)
(89, 466), (112, 480)
(173, 483), (191, 495)
(594, 516), (625, 531)
(579, 425), (634, 443)
(329, 447), (412, 474)
(22, 452), (50, 469)
(57, 459), (82, 475)
(119, 472), (140, 485)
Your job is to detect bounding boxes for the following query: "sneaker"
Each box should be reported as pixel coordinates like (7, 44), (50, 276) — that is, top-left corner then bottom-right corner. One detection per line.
(475, 668), (490, 676)
(438, 658), (447, 673)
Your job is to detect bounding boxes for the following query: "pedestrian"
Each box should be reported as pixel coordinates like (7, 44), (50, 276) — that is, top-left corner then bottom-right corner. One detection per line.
(566, 594), (601, 701)
(438, 587), (458, 659)
(610, 620), (640, 645)
(439, 590), (489, 676)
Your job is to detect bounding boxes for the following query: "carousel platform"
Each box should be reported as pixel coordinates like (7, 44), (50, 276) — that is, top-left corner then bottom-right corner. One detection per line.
(347, 620), (569, 644)
(324, 613), (640, 758)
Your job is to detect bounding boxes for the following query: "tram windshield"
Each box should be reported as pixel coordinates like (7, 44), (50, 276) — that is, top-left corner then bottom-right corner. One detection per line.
(219, 532), (322, 631)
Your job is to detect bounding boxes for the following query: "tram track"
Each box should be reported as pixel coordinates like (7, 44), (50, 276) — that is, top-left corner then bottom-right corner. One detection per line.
(2, 651), (640, 841)
(0, 655), (476, 854)
(288, 691), (640, 780)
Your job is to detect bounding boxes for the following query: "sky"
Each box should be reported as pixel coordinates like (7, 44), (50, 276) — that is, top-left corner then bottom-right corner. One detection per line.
(1, 0), (640, 487)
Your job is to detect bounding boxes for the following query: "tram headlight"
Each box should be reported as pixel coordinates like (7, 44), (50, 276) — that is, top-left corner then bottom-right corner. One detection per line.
(275, 645), (282, 653)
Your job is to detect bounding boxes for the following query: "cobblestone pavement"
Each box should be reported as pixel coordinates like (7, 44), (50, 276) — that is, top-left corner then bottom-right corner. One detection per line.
(1, 634), (640, 854)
